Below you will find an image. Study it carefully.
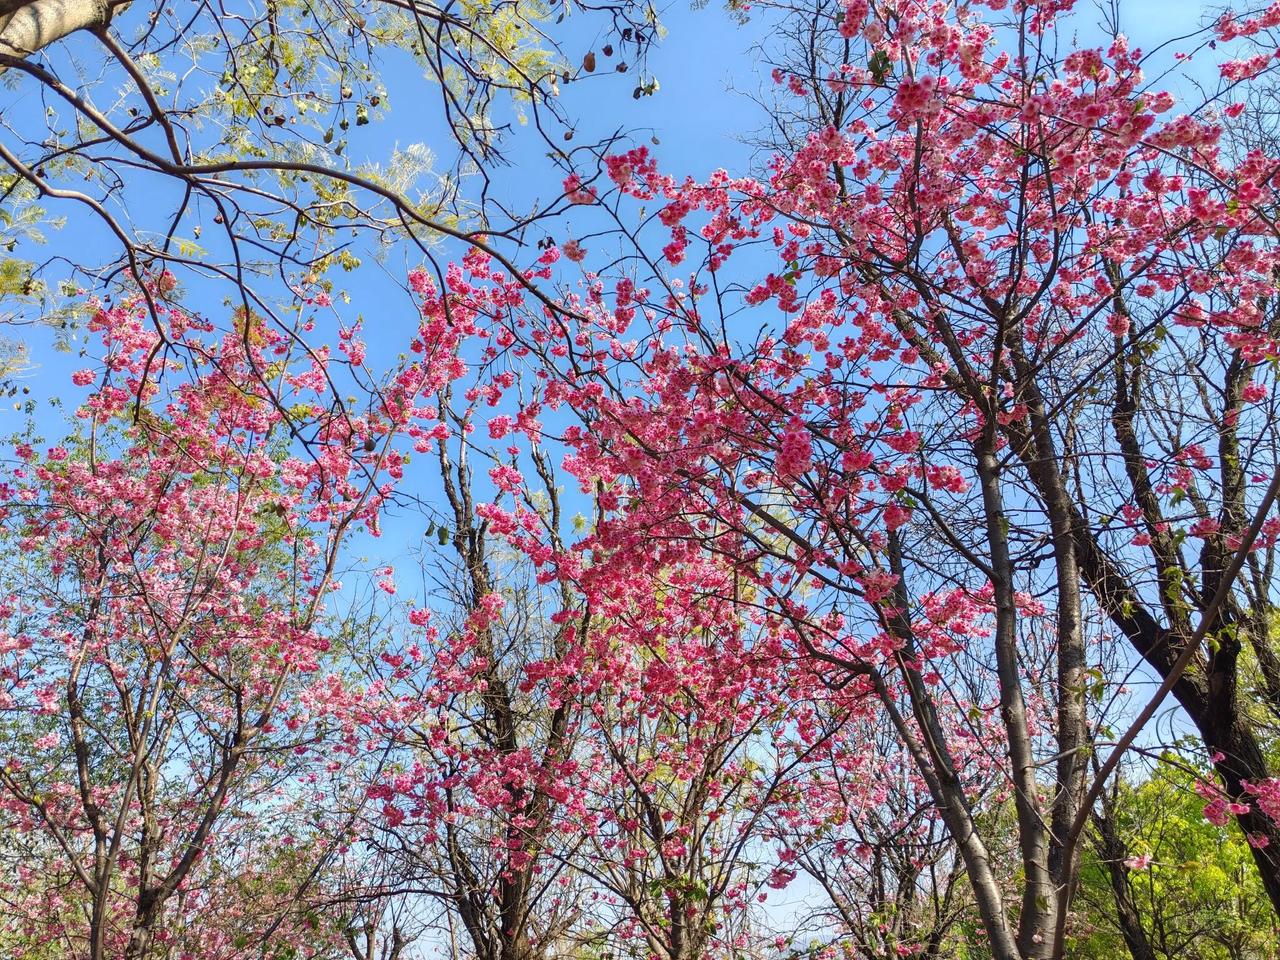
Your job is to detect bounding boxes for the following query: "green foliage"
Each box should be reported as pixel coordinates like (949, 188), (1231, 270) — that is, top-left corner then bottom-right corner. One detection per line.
(1072, 762), (1280, 960)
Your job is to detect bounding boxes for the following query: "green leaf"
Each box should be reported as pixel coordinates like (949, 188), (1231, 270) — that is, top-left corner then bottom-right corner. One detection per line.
(869, 50), (891, 84)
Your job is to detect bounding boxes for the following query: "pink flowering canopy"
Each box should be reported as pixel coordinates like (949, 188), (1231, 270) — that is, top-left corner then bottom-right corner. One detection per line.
(6, 1), (1280, 959)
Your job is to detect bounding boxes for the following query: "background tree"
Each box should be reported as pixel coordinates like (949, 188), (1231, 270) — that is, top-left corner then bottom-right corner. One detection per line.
(361, 399), (592, 960)
(0, 0), (671, 437)
(772, 714), (978, 960)
(0, 271), (470, 958)
(564, 553), (811, 960)
(1074, 757), (1280, 960)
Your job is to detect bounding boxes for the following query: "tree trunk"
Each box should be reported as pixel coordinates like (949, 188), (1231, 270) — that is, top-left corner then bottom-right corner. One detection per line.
(1199, 703), (1280, 910)
(1006, 343), (1089, 903)
(976, 443), (1054, 956)
(1048, 493), (1280, 917)
(1090, 803), (1157, 960)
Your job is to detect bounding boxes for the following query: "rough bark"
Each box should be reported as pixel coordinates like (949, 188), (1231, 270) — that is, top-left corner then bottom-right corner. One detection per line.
(1006, 341), (1089, 906)
(0, 0), (113, 62)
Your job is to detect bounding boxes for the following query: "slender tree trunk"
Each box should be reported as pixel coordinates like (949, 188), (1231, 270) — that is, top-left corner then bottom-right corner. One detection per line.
(89, 884), (110, 960)
(865, 532), (1025, 960)
(869, 658), (1023, 960)
(976, 443), (1054, 957)
(1090, 800), (1157, 960)
(1007, 346), (1089, 904)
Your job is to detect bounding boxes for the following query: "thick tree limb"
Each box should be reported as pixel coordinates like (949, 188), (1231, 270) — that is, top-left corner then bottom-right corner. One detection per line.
(0, 0), (114, 61)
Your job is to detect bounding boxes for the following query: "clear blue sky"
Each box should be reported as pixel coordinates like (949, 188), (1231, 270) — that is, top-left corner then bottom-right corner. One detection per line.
(3, 0), (1229, 570)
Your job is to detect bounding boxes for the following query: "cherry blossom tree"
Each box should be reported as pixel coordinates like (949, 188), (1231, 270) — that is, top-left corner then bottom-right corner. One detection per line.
(492, 1), (1280, 957)
(357, 397), (593, 960)
(769, 714), (980, 959)
(0, 270), (471, 958)
(562, 553), (818, 960)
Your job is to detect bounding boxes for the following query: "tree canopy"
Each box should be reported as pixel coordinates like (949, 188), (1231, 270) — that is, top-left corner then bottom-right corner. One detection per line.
(5, 2), (1280, 959)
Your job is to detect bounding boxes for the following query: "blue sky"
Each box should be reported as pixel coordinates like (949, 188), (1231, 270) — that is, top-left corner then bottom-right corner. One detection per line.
(3, 0), (1221, 376)
(1, 0), (1235, 577)
(2, 0), (784, 544)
